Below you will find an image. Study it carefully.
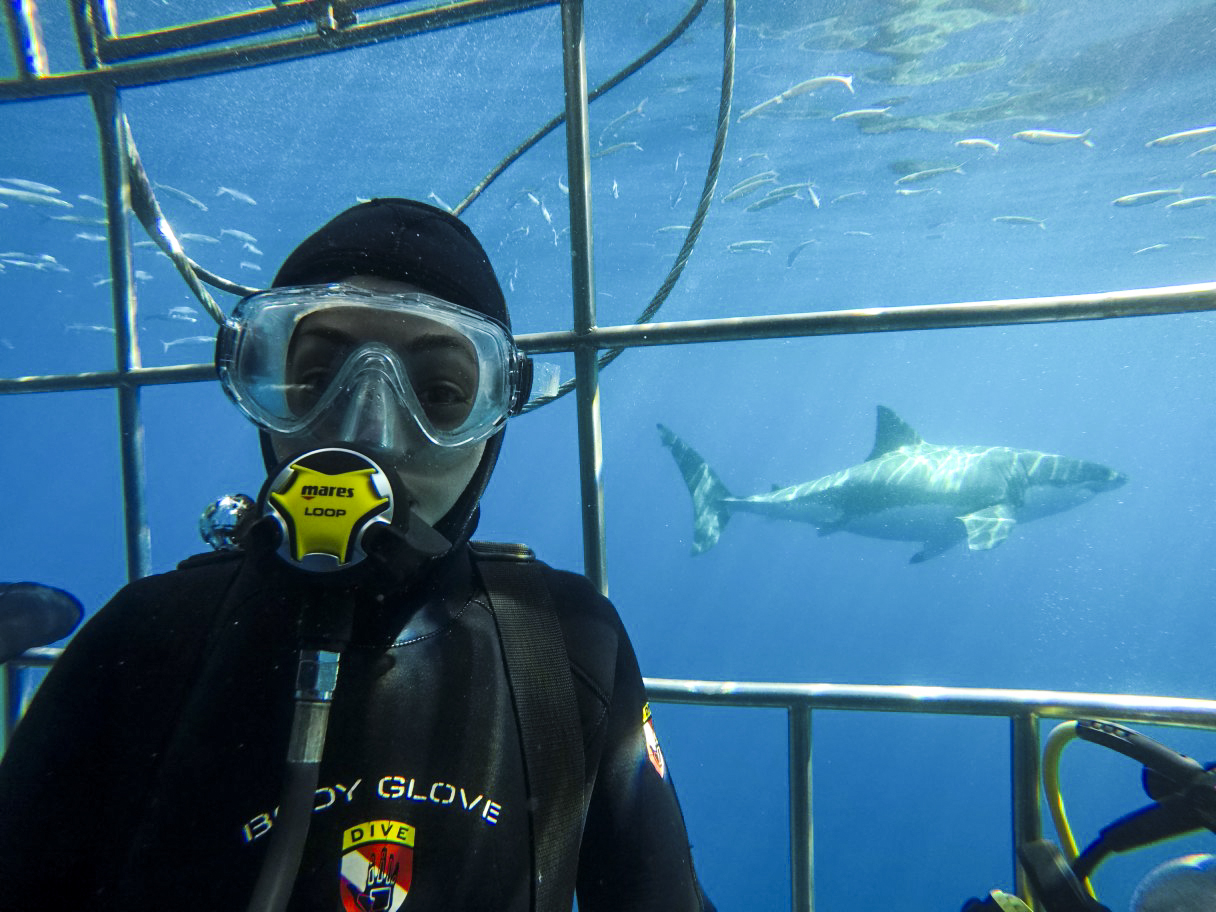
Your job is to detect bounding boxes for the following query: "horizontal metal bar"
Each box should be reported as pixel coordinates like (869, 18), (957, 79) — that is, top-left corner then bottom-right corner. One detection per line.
(643, 678), (1216, 728)
(7, 279), (1215, 395)
(98, 0), (409, 63)
(520, 281), (1216, 354)
(0, 0), (555, 100)
(0, 363), (214, 395)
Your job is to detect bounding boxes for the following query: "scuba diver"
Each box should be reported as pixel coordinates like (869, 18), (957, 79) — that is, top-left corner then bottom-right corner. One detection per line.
(0, 198), (716, 912)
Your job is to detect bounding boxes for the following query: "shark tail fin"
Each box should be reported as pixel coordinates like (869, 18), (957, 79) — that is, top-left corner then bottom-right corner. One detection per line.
(657, 424), (732, 554)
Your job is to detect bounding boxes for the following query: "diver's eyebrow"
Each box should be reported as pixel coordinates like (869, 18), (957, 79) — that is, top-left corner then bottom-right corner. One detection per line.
(404, 332), (477, 359)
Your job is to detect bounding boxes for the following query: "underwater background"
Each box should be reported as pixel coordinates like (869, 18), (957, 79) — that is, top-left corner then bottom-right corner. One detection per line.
(3, 0), (1216, 908)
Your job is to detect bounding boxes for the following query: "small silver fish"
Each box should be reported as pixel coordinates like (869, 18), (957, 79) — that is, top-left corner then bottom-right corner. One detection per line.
(1133, 244), (1169, 255)
(592, 141), (643, 158)
(243, 243), (263, 256)
(162, 335), (216, 352)
(0, 186), (72, 208)
(992, 216), (1046, 228)
(220, 228), (258, 243)
(1166, 195), (1216, 209)
(180, 233), (219, 244)
(77, 193), (106, 207)
(49, 214), (106, 224)
(66, 323), (115, 335)
(894, 165), (963, 185)
(782, 74), (854, 98)
(1187, 143), (1216, 157)
(786, 239), (818, 267)
(1112, 188), (1183, 207)
(843, 230), (873, 237)
(1, 178), (60, 194)
(427, 191), (452, 212)
(723, 178), (776, 202)
(954, 138), (999, 154)
(240, 261), (262, 271)
(217, 186), (257, 205)
(1013, 129), (1093, 147)
(895, 187), (940, 196)
(830, 191), (868, 204)
(1146, 126), (1216, 148)
(155, 183), (208, 211)
(831, 107), (891, 122)
(727, 240), (773, 254)
(74, 232), (107, 242)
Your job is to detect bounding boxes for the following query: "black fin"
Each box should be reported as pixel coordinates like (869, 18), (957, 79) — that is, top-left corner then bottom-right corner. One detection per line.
(866, 405), (923, 461)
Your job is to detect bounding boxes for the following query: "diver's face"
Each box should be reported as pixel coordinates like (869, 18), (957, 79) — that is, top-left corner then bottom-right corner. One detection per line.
(270, 276), (488, 526)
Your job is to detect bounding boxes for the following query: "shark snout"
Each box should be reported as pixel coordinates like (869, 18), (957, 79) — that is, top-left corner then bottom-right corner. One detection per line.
(1087, 468), (1127, 492)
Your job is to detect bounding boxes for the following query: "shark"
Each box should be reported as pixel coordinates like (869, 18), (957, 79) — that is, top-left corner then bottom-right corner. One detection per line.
(658, 406), (1127, 563)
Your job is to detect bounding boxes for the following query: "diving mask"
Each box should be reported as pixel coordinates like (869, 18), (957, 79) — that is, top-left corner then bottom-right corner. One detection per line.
(217, 284), (533, 448)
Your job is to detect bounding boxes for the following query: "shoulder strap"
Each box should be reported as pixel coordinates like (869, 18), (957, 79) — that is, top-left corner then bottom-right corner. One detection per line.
(472, 543), (585, 912)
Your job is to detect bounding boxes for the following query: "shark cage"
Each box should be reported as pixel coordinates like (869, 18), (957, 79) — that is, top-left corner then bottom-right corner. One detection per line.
(3, 1), (1216, 910)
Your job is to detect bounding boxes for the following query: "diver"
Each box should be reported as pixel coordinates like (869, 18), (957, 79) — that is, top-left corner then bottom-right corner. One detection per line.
(0, 198), (716, 912)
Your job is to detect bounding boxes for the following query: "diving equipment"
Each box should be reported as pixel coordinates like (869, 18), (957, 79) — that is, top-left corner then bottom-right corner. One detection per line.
(217, 283), (533, 449)
(962, 719), (1216, 912)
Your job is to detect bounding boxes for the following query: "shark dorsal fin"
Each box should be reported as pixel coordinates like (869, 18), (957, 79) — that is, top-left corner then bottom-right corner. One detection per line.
(866, 406), (924, 461)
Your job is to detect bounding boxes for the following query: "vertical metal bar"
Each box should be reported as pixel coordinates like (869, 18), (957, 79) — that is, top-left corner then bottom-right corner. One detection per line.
(789, 703), (814, 912)
(4, 0), (49, 77)
(91, 88), (152, 581)
(559, 0), (607, 594)
(1010, 713), (1042, 909)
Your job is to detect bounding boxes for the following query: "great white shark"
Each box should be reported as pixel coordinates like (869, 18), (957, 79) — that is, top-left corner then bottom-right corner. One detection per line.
(659, 406), (1127, 563)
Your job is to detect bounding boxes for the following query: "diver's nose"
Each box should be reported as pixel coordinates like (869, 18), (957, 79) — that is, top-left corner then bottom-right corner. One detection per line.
(337, 369), (413, 454)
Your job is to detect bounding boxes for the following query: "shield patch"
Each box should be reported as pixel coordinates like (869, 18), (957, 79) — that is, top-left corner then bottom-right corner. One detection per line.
(642, 703), (667, 779)
(340, 820), (415, 912)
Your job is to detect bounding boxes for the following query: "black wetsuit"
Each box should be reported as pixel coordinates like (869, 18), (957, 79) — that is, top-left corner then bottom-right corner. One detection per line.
(0, 545), (712, 911)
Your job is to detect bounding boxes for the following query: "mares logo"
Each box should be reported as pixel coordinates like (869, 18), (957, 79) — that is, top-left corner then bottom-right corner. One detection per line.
(300, 484), (356, 500)
(340, 820), (414, 912)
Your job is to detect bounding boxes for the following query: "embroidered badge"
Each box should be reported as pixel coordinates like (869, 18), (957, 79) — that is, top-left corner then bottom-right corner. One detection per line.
(340, 820), (415, 912)
(642, 702), (667, 779)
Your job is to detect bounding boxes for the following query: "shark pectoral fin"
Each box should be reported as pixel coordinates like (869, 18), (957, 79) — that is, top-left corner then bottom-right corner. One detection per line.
(960, 504), (1016, 551)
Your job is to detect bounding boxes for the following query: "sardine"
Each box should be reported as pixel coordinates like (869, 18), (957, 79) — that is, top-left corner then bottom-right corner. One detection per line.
(220, 228), (258, 243)
(786, 239), (817, 267)
(1146, 126), (1216, 148)
(1013, 129), (1093, 147)
(954, 138), (999, 153)
(162, 335), (216, 352)
(894, 165), (963, 185)
(1166, 195), (1216, 209)
(217, 186), (257, 205)
(591, 141), (643, 158)
(155, 183), (209, 211)
(1, 178), (60, 194)
(240, 261), (263, 271)
(728, 240), (773, 254)
(782, 74), (854, 98)
(1133, 244), (1169, 255)
(181, 233), (219, 244)
(0, 186), (71, 208)
(831, 107), (891, 122)
(1112, 188), (1183, 207)
(992, 216), (1046, 228)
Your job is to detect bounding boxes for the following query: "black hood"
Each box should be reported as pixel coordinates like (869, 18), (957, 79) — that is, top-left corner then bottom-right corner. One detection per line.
(265, 198), (510, 548)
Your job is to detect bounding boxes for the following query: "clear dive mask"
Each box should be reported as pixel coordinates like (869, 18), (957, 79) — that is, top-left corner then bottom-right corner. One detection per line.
(217, 284), (534, 449)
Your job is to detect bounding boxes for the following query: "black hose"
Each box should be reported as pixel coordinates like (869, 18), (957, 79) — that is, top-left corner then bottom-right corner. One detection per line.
(519, 0), (735, 413)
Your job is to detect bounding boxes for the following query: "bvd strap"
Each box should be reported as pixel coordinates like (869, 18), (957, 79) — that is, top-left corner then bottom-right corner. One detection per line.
(475, 548), (585, 912)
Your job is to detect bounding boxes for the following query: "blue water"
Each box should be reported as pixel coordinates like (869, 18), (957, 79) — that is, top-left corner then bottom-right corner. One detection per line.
(4, 1), (1216, 909)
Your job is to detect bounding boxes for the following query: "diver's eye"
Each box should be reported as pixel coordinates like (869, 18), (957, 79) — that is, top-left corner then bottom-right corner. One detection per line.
(415, 378), (474, 428)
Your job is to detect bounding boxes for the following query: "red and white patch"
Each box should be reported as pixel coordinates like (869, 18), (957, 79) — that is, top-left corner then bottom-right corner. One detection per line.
(340, 820), (415, 912)
(642, 703), (667, 779)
